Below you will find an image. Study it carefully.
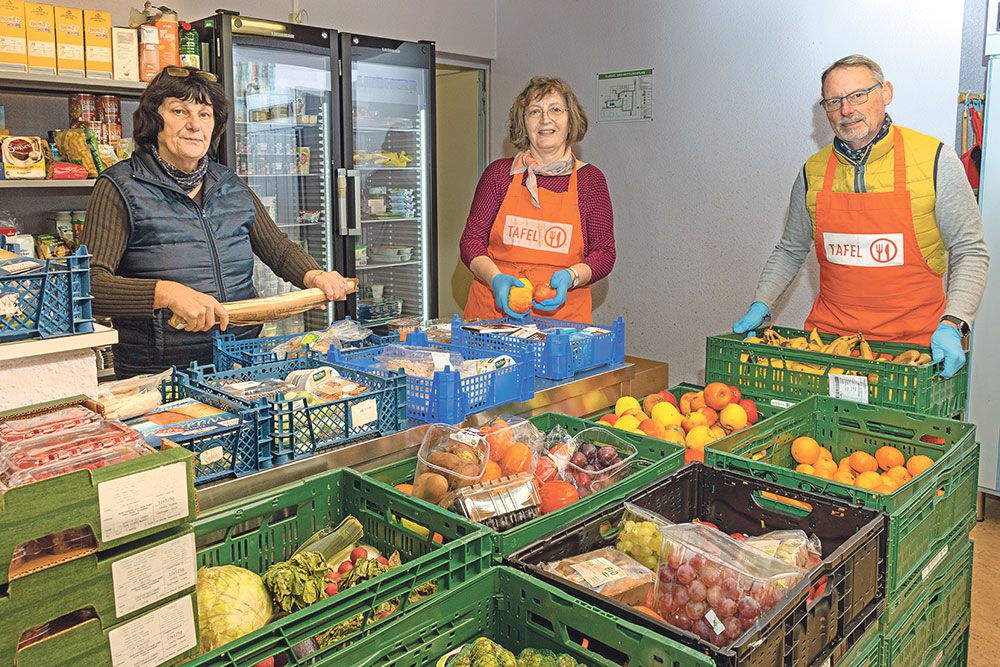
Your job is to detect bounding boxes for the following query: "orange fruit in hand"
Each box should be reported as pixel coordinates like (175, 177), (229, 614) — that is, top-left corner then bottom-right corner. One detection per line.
(791, 437), (821, 465)
(875, 446), (905, 471)
(854, 471), (882, 490)
(906, 455), (934, 477)
(849, 451), (878, 474)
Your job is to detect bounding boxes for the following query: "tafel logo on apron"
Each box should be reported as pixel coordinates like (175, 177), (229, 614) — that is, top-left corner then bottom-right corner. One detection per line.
(822, 232), (904, 267)
(502, 215), (573, 254)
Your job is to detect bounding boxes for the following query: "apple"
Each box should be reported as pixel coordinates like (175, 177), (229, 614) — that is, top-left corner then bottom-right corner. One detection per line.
(698, 406), (719, 426)
(642, 393), (665, 416)
(599, 413), (619, 426)
(533, 283), (557, 303)
(685, 448), (705, 464)
(703, 382), (733, 411)
(728, 386), (742, 403)
(679, 392), (698, 416)
(658, 390), (678, 406)
(738, 399), (759, 425)
(681, 411), (708, 434)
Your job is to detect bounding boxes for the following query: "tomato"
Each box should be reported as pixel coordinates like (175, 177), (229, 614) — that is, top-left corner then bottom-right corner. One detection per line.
(533, 456), (558, 485)
(539, 480), (580, 514)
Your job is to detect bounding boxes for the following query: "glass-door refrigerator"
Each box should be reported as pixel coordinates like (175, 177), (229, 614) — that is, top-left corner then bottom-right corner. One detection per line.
(338, 34), (438, 327)
(193, 12), (339, 335)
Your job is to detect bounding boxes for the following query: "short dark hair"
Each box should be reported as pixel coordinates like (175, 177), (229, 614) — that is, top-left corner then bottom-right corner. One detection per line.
(133, 67), (229, 148)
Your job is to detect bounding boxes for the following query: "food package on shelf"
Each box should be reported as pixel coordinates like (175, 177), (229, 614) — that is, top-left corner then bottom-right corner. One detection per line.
(54, 127), (102, 177)
(284, 366), (368, 404)
(1, 137), (47, 179)
(0, 405), (101, 449)
(374, 344), (463, 378)
(649, 521), (807, 647)
(412, 424), (490, 506)
(125, 398), (238, 447)
(272, 320), (375, 358)
(543, 546), (655, 607)
(220, 378), (294, 402)
(95, 370), (171, 420)
(0, 421), (152, 490)
(452, 472), (541, 530)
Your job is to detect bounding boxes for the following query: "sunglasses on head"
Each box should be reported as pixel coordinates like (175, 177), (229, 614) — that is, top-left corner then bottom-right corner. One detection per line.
(163, 67), (218, 83)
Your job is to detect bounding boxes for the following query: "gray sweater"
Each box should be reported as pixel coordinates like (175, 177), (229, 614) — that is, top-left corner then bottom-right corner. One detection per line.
(753, 144), (990, 324)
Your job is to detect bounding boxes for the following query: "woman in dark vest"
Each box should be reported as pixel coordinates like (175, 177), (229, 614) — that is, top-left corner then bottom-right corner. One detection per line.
(82, 67), (351, 378)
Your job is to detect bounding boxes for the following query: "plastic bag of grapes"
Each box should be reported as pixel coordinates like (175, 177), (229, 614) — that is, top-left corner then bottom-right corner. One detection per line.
(550, 427), (637, 498)
(616, 502), (674, 570)
(650, 522), (806, 647)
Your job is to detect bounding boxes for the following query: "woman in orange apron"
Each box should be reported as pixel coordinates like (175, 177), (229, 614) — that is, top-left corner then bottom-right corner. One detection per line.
(460, 76), (616, 324)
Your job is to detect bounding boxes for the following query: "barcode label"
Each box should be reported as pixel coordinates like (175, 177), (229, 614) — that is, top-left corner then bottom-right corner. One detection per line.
(828, 374), (869, 404)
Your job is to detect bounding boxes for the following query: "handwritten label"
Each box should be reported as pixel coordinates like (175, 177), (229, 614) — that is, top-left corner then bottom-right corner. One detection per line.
(108, 594), (197, 667)
(112, 533), (196, 617)
(98, 462), (190, 542)
(350, 398), (378, 428)
(828, 374), (869, 404)
(198, 446), (225, 466)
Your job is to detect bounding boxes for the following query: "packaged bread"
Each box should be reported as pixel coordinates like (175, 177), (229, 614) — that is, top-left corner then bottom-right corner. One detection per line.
(543, 546), (655, 607)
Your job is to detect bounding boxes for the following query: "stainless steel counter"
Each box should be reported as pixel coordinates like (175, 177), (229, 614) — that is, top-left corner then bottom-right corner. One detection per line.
(195, 356), (668, 511)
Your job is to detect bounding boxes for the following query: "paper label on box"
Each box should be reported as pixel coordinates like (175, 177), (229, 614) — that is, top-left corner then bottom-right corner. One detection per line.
(108, 594), (197, 667)
(704, 609), (726, 635)
(111, 533), (196, 617)
(28, 39), (53, 57)
(98, 461), (189, 542)
(58, 42), (81, 58)
(86, 44), (109, 61)
(570, 557), (624, 589)
(430, 351), (452, 372)
(350, 398), (378, 428)
(0, 35), (26, 54)
(199, 446), (225, 466)
(921, 544), (949, 581)
(828, 373), (869, 404)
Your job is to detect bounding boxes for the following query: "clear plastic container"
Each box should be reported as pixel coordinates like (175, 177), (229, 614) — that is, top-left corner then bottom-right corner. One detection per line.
(550, 427), (637, 497)
(11, 526), (97, 571)
(0, 405), (101, 449)
(412, 424), (490, 506)
(96, 370), (170, 421)
(3, 442), (150, 489)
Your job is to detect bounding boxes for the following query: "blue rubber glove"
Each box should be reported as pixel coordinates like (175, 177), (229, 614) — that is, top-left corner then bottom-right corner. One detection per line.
(931, 322), (966, 378)
(732, 301), (770, 334)
(490, 273), (528, 319)
(532, 269), (573, 312)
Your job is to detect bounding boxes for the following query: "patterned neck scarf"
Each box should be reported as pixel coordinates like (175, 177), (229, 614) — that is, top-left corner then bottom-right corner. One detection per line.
(510, 149), (578, 208)
(151, 145), (210, 193)
(834, 113), (893, 164)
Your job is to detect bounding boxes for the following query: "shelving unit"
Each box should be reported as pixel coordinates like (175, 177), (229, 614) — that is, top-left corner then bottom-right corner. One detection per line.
(0, 180), (96, 189)
(0, 71), (146, 96)
(357, 259), (422, 271)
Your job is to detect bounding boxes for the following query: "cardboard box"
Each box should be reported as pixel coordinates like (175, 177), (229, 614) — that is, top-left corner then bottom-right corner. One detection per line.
(111, 25), (137, 81)
(24, 2), (53, 75)
(155, 17), (177, 68)
(0, 0), (26, 73)
(53, 4), (82, 76)
(82, 8), (110, 78)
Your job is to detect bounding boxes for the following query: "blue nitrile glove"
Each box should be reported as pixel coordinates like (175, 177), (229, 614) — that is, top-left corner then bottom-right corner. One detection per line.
(532, 269), (573, 311)
(732, 301), (770, 334)
(931, 322), (966, 379)
(491, 273), (528, 319)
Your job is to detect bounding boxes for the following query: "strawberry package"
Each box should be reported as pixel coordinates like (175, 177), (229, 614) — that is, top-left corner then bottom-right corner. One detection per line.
(0, 405), (101, 449)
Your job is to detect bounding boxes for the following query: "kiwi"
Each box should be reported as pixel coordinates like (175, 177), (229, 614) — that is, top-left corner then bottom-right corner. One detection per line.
(450, 463), (484, 488)
(426, 451), (464, 473)
(413, 472), (449, 504)
(447, 440), (482, 466)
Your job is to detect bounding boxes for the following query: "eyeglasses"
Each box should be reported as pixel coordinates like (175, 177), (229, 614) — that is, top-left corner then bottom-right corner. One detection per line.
(525, 105), (567, 121)
(819, 83), (882, 112)
(163, 66), (218, 83)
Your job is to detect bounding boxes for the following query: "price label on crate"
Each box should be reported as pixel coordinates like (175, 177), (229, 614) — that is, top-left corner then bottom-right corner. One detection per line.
(350, 398), (378, 428)
(828, 373), (869, 404)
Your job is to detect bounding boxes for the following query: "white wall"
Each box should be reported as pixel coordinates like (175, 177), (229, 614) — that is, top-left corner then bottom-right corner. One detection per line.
(492, 0), (965, 384)
(105, 0), (496, 60)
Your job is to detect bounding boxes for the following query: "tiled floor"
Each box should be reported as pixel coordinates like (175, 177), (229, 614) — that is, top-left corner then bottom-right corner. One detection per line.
(969, 494), (1000, 666)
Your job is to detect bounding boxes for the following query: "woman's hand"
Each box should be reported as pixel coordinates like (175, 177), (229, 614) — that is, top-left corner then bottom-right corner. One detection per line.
(490, 273), (528, 319)
(154, 280), (229, 332)
(532, 269), (573, 311)
(304, 269), (352, 301)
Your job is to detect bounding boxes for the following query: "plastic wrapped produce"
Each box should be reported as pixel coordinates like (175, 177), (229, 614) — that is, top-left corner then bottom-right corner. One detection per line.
(375, 344), (465, 378)
(649, 522), (806, 647)
(0, 405), (101, 449)
(743, 530), (822, 570)
(543, 546), (655, 607)
(95, 370), (171, 420)
(272, 320), (375, 358)
(549, 427), (637, 497)
(412, 424), (489, 506)
(616, 502), (674, 570)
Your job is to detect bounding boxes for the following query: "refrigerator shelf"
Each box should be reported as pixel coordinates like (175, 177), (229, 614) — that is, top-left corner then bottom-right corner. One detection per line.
(359, 217), (420, 224)
(356, 166), (421, 171)
(355, 125), (420, 133)
(357, 260), (422, 271)
(241, 173), (324, 178)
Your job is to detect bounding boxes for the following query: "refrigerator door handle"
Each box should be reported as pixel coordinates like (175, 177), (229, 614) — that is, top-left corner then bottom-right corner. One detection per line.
(337, 168), (349, 236)
(347, 169), (362, 236)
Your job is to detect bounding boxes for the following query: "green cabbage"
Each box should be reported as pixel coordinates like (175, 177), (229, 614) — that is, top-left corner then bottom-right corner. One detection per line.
(196, 565), (273, 652)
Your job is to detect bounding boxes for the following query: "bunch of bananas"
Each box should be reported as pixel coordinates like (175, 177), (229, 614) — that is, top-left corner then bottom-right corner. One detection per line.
(353, 150), (413, 168)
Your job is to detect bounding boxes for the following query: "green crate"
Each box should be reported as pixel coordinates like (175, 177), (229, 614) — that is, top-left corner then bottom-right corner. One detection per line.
(704, 396), (978, 599)
(365, 412), (685, 558)
(883, 607), (970, 667)
(327, 566), (713, 667)
(832, 620), (882, 667)
(705, 326), (968, 417)
(187, 468), (493, 667)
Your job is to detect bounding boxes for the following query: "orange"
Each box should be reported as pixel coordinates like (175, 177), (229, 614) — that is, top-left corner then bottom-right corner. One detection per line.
(482, 460), (502, 483)
(394, 483), (414, 495)
(874, 446), (905, 471)
(791, 437), (821, 465)
(854, 471), (882, 490)
(501, 442), (534, 476)
(906, 455), (934, 477)
(833, 470), (856, 485)
(886, 466), (911, 483)
(813, 468), (833, 480)
(838, 456), (852, 470)
(686, 425), (715, 450)
(849, 451), (878, 474)
(879, 475), (900, 494)
(817, 447), (833, 461)
(814, 459), (838, 475)
(795, 463), (816, 475)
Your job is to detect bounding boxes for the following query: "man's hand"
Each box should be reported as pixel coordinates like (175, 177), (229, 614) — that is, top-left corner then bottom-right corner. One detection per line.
(305, 270), (352, 301)
(931, 321), (966, 379)
(154, 281), (229, 332)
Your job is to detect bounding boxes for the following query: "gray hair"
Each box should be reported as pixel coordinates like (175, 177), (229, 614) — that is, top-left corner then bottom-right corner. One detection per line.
(821, 55), (885, 94)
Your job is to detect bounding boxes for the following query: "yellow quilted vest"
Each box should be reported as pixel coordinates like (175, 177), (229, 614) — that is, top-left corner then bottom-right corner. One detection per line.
(804, 125), (946, 274)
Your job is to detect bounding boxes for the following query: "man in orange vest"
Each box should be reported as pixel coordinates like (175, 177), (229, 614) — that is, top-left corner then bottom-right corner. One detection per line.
(734, 54), (989, 378)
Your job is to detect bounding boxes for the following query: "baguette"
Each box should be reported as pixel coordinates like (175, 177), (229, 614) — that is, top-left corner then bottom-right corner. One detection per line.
(168, 280), (358, 330)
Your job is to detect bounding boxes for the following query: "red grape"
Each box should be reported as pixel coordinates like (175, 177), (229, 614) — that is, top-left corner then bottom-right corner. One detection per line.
(687, 580), (707, 602)
(737, 596), (761, 620)
(723, 617), (743, 641)
(667, 547), (684, 570)
(657, 565), (675, 585)
(689, 554), (705, 570)
(569, 451), (588, 468)
(672, 586), (690, 608)
(720, 575), (741, 601)
(676, 564), (696, 585)
(671, 614), (693, 631)
(700, 564), (721, 587)
(717, 597), (737, 619)
(705, 585), (723, 608)
(691, 619), (713, 640)
(685, 599), (707, 621)
(577, 443), (597, 460)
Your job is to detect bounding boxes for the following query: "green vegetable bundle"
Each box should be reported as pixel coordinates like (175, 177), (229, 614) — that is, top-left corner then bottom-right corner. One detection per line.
(263, 551), (329, 613)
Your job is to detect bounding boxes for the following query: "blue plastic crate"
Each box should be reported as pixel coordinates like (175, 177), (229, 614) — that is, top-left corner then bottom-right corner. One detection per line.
(212, 319), (398, 371)
(450, 314), (625, 380)
(329, 330), (535, 424)
(185, 353), (408, 464)
(0, 239), (93, 341)
(159, 369), (272, 483)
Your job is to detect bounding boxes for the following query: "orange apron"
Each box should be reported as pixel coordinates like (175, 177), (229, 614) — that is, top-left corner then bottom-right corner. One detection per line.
(805, 128), (945, 346)
(464, 159), (593, 322)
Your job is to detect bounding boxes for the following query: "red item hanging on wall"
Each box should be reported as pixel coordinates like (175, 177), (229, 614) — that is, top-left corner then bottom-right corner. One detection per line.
(961, 103), (983, 190)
